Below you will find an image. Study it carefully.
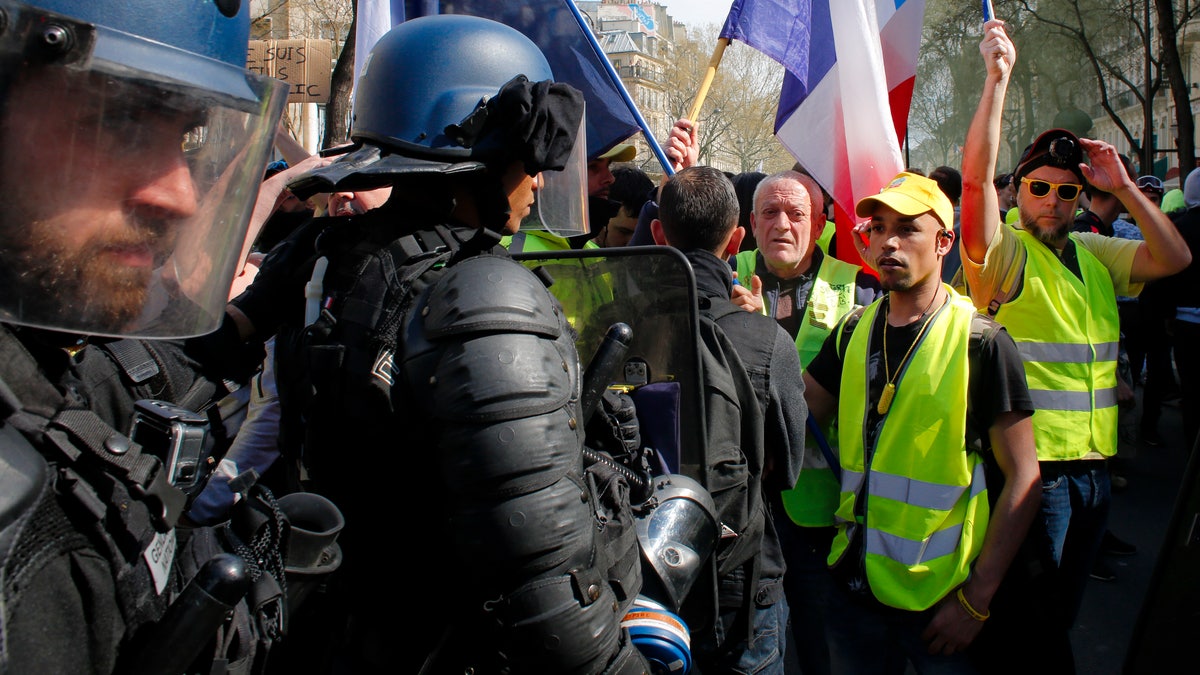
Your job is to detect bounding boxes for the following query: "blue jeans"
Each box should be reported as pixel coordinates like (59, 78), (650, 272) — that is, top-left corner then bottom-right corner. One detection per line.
(1033, 460), (1111, 627)
(826, 584), (976, 675)
(696, 593), (789, 675)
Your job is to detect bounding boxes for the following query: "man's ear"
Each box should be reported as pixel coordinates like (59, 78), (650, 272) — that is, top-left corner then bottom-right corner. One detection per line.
(724, 225), (746, 258)
(651, 218), (668, 246)
(813, 216), (828, 240)
(936, 227), (955, 257)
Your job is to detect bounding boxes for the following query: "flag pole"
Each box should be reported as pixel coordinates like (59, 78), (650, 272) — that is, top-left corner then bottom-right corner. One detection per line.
(564, 0), (676, 175)
(687, 38), (730, 123)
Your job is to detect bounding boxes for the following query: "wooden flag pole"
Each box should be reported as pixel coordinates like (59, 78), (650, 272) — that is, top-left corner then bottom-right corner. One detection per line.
(687, 38), (730, 123)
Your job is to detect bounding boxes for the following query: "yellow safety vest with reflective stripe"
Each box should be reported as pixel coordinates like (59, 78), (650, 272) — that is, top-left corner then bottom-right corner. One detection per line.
(995, 229), (1119, 460)
(829, 289), (988, 611)
(734, 250), (861, 526)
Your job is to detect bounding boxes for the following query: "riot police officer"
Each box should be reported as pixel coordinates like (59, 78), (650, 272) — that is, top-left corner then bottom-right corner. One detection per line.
(232, 14), (649, 674)
(0, 0), (286, 673)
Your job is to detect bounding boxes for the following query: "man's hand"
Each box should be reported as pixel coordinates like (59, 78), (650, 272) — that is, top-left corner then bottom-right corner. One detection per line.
(731, 272), (764, 313)
(921, 589), (986, 655)
(851, 222), (875, 270)
(666, 118), (699, 172)
(979, 20), (1015, 82)
(1117, 374), (1136, 410)
(1079, 138), (1136, 195)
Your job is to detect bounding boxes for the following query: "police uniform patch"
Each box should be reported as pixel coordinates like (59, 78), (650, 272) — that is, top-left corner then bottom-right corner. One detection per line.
(372, 348), (396, 386)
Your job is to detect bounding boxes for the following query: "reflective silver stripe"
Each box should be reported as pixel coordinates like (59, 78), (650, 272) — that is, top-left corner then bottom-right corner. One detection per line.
(1094, 342), (1120, 362)
(1094, 387), (1118, 409)
(1029, 387), (1118, 411)
(969, 461), (987, 500)
(866, 461), (985, 512)
(866, 522), (964, 566)
(841, 468), (865, 496)
(869, 472), (966, 512)
(1017, 341), (1119, 364)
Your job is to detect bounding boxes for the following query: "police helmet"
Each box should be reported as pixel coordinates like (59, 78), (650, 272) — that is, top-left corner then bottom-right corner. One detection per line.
(295, 15), (589, 237)
(0, 0), (287, 338)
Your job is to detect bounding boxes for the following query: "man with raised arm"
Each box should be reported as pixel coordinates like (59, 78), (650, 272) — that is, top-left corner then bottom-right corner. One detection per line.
(958, 19), (1191, 669)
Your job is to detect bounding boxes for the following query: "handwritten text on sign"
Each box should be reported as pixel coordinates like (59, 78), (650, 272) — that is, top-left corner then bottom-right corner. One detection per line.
(247, 39), (334, 104)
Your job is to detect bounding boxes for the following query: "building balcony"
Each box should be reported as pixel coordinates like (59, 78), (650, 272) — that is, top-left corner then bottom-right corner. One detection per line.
(616, 64), (665, 84)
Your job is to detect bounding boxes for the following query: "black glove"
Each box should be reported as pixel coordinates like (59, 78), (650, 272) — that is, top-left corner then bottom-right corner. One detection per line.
(586, 389), (642, 460)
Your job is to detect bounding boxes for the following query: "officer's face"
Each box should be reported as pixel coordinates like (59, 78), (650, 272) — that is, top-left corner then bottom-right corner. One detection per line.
(866, 206), (949, 292)
(0, 70), (199, 330)
(750, 178), (816, 276)
(501, 161), (541, 234)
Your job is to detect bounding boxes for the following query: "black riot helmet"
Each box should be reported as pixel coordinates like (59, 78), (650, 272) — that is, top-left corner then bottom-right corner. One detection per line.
(292, 15), (589, 237)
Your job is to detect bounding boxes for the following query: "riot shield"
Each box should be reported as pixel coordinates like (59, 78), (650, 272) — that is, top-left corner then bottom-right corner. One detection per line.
(512, 246), (707, 483)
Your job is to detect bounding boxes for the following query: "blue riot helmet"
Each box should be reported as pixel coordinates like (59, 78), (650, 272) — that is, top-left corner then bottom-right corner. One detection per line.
(0, 0), (287, 338)
(294, 14), (589, 237)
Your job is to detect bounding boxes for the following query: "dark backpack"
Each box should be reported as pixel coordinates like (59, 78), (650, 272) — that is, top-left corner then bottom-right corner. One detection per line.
(697, 300), (769, 581)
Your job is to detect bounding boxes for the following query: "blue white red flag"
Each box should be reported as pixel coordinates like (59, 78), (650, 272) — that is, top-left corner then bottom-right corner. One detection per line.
(721, 0), (925, 264)
(352, 0), (643, 160)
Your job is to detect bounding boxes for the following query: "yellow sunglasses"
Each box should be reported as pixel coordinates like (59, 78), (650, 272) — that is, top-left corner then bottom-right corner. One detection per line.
(1021, 177), (1082, 201)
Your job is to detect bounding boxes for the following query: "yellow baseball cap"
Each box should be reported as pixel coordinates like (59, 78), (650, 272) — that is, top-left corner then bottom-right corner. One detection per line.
(598, 143), (637, 162)
(855, 172), (955, 231)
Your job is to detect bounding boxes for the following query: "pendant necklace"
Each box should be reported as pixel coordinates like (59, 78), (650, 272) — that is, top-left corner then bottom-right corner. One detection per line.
(877, 291), (942, 415)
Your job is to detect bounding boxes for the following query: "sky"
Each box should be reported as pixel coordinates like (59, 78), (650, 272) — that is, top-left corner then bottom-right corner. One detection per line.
(657, 0), (733, 31)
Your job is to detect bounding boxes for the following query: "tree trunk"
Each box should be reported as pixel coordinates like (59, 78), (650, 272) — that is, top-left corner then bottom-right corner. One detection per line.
(1156, 0), (1195, 182)
(323, 9), (356, 149)
(1142, 0), (1155, 175)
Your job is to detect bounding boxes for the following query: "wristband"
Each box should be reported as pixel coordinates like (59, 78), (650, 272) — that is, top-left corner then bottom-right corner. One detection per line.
(956, 587), (990, 622)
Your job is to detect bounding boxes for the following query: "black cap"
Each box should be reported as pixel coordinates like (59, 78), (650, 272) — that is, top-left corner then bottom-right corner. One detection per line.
(1014, 129), (1086, 184)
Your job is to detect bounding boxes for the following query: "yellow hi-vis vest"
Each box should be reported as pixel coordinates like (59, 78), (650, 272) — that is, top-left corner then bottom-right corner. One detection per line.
(829, 289), (988, 611)
(995, 229), (1119, 460)
(734, 250), (861, 527)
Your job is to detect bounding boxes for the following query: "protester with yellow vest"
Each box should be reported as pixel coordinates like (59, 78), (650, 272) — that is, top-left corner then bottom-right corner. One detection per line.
(730, 170), (879, 675)
(803, 172), (1040, 673)
(959, 20), (1192, 672)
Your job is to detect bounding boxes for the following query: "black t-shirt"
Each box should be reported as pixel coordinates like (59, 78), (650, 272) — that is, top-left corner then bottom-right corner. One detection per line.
(806, 295), (1032, 454)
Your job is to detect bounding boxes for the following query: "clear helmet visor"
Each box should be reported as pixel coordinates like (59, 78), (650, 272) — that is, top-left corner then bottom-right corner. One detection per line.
(0, 34), (287, 338)
(520, 115), (588, 237)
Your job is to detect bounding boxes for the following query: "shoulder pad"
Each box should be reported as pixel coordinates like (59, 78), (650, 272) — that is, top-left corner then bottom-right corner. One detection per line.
(424, 255), (563, 339)
(0, 425), (50, 545)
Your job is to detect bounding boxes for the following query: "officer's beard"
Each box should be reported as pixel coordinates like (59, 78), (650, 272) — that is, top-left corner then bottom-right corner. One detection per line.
(0, 219), (159, 334)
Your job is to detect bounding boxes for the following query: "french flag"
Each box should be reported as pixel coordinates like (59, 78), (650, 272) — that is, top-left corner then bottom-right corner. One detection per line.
(721, 0), (925, 264)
